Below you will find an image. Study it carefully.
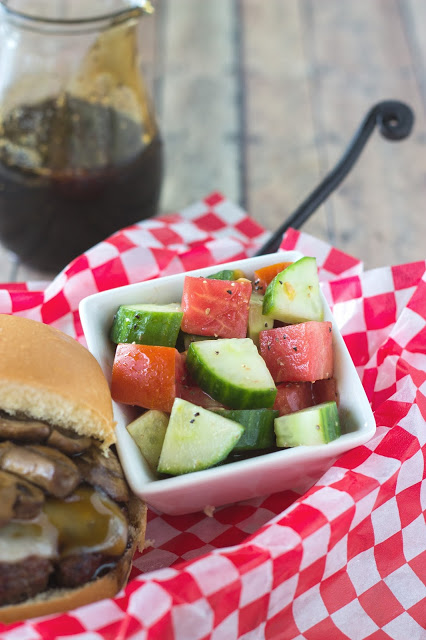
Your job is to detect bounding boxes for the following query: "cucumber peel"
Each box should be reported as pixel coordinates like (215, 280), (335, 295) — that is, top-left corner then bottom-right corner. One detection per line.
(207, 269), (245, 280)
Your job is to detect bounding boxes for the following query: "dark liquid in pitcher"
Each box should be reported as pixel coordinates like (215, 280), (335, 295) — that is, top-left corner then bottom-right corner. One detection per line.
(0, 96), (163, 272)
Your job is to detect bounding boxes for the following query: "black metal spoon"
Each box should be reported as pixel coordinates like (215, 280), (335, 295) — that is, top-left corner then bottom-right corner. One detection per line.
(255, 100), (414, 256)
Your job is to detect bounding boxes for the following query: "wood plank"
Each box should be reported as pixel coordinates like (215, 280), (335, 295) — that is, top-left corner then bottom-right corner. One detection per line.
(303, 0), (426, 268)
(401, 0), (426, 110)
(1, 0), (426, 283)
(240, 0), (328, 241)
(157, 0), (241, 213)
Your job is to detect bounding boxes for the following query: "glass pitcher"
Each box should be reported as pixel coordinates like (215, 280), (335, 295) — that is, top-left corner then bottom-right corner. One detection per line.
(0, 0), (162, 272)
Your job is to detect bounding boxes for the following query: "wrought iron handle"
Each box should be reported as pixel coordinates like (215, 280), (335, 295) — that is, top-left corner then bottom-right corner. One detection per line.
(255, 100), (414, 256)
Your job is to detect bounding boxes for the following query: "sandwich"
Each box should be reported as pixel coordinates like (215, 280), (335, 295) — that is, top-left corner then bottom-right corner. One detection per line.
(0, 314), (146, 624)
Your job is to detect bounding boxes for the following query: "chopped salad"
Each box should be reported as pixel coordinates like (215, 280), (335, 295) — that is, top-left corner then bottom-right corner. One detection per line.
(109, 257), (341, 477)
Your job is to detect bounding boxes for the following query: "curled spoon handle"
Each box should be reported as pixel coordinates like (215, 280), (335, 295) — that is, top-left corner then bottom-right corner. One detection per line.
(255, 100), (414, 256)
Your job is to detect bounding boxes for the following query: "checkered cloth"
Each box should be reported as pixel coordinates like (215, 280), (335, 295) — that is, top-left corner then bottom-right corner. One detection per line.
(0, 193), (424, 639)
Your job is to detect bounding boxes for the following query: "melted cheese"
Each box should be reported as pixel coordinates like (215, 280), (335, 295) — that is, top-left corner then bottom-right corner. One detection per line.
(0, 513), (58, 563)
(43, 486), (128, 558)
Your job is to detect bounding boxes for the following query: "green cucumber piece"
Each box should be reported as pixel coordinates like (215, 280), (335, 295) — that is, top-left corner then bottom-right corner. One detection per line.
(262, 257), (323, 323)
(186, 338), (277, 409)
(248, 293), (274, 346)
(274, 401), (341, 447)
(157, 399), (244, 475)
(110, 303), (183, 347)
(207, 268), (245, 281)
(127, 410), (169, 472)
(214, 408), (279, 450)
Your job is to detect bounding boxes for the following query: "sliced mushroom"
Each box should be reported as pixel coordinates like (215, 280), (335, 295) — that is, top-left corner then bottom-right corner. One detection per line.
(0, 444), (81, 498)
(46, 428), (92, 455)
(0, 441), (12, 461)
(75, 447), (129, 503)
(0, 470), (18, 527)
(0, 415), (50, 443)
(13, 476), (45, 520)
(0, 470), (45, 523)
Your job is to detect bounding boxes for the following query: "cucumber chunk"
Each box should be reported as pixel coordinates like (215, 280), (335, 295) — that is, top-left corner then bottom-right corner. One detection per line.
(110, 303), (183, 347)
(157, 399), (244, 475)
(248, 293), (274, 346)
(262, 257), (323, 324)
(274, 401), (341, 447)
(127, 410), (169, 472)
(207, 268), (245, 280)
(214, 408), (279, 450)
(186, 338), (277, 409)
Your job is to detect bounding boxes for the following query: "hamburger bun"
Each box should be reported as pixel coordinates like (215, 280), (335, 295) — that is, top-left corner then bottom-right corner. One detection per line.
(0, 314), (115, 450)
(0, 497), (147, 625)
(0, 315), (147, 624)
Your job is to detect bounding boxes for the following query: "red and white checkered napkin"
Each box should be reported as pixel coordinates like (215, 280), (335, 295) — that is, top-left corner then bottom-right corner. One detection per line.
(0, 193), (425, 640)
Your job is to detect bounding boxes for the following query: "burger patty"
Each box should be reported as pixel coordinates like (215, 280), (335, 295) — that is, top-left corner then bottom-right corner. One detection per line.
(56, 552), (116, 588)
(0, 556), (53, 606)
(0, 414), (130, 607)
(0, 552), (119, 606)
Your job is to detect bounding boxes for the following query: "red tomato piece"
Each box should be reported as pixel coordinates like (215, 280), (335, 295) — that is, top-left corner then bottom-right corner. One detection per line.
(111, 344), (181, 412)
(312, 377), (339, 406)
(273, 382), (314, 416)
(181, 276), (252, 338)
(259, 321), (333, 382)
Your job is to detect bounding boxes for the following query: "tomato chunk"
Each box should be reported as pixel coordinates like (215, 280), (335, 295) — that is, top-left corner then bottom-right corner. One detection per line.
(253, 262), (292, 294)
(259, 321), (333, 382)
(111, 344), (182, 412)
(181, 276), (252, 338)
(273, 382), (314, 416)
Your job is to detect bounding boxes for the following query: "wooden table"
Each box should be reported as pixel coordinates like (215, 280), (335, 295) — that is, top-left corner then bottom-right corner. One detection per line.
(1, 0), (425, 283)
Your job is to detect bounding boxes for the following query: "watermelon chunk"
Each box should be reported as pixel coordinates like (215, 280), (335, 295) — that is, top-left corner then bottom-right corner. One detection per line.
(312, 377), (339, 406)
(273, 382), (314, 416)
(259, 321), (334, 383)
(178, 384), (226, 409)
(181, 276), (252, 338)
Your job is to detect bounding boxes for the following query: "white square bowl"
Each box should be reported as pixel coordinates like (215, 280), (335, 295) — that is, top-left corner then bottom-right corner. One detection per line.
(79, 250), (376, 515)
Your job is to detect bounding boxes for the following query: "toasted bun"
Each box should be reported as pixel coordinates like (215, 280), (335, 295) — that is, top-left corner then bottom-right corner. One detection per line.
(0, 314), (115, 450)
(0, 497), (147, 625)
